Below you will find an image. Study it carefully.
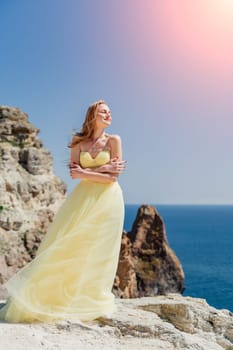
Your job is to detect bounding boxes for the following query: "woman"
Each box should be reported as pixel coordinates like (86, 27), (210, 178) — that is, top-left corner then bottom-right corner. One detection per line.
(0, 100), (125, 323)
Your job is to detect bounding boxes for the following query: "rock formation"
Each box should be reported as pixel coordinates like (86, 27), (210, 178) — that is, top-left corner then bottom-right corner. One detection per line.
(0, 106), (67, 295)
(113, 231), (138, 298)
(0, 294), (233, 349)
(113, 205), (185, 298)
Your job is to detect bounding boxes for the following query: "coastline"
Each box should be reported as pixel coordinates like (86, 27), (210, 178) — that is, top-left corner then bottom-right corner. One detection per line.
(124, 204), (233, 312)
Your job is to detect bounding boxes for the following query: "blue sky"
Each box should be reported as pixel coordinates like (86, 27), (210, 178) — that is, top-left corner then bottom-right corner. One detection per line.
(1, 0), (233, 204)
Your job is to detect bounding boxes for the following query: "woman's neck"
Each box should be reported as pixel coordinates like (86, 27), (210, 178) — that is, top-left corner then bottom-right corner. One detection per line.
(92, 128), (105, 141)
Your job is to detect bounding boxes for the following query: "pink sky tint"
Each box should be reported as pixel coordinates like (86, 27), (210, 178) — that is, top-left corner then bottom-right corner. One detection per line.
(123, 0), (233, 124)
(160, 1), (233, 122)
(125, 1), (233, 76)
(160, 1), (233, 76)
(107, 1), (233, 122)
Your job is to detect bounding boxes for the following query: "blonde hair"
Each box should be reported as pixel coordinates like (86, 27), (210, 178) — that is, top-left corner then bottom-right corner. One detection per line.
(70, 99), (107, 148)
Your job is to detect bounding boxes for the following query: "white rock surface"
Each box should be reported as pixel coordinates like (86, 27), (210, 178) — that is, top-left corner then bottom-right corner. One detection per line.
(0, 294), (233, 350)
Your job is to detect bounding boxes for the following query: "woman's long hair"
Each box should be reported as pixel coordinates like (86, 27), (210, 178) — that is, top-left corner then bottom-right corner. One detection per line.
(69, 100), (107, 148)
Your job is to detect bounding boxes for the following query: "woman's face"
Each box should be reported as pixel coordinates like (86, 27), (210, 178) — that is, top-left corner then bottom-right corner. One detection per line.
(95, 103), (112, 128)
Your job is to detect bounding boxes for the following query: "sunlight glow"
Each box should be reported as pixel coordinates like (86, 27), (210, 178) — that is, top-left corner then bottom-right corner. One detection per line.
(154, 0), (233, 79)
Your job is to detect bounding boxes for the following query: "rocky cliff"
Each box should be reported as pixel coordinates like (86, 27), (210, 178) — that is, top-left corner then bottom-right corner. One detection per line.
(1, 294), (233, 350)
(0, 106), (67, 291)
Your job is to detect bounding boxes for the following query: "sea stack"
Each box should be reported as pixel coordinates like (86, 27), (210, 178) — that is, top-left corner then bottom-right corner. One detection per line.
(114, 205), (185, 297)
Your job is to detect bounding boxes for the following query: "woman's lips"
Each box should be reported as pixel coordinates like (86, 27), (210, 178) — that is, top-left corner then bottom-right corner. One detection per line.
(104, 116), (112, 121)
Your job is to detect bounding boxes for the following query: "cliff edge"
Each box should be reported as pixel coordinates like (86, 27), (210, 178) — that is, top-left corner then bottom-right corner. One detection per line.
(1, 294), (233, 350)
(0, 106), (67, 292)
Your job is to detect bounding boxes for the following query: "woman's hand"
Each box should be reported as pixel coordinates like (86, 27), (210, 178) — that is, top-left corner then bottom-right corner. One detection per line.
(69, 163), (83, 179)
(97, 157), (126, 174)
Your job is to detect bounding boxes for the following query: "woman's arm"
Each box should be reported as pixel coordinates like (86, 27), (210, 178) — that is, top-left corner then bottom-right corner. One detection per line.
(109, 134), (123, 160)
(70, 141), (81, 166)
(69, 141), (117, 183)
(70, 165), (117, 183)
(96, 135), (126, 176)
(78, 135), (125, 175)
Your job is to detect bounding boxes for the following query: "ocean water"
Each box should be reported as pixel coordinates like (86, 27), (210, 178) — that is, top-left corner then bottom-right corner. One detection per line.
(124, 204), (233, 312)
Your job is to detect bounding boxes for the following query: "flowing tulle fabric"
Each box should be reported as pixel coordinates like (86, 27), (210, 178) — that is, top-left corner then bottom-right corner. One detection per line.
(0, 151), (124, 323)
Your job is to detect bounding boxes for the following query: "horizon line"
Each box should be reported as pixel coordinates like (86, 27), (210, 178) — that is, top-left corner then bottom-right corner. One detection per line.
(124, 203), (233, 206)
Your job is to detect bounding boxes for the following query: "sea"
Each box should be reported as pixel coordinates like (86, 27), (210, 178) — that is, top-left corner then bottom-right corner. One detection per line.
(124, 204), (233, 312)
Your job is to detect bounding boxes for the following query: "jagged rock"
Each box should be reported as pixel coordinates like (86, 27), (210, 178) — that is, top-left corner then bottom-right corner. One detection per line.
(23, 229), (46, 259)
(114, 205), (185, 298)
(113, 231), (137, 298)
(0, 106), (67, 297)
(0, 294), (232, 350)
(103, 294), (233, 349)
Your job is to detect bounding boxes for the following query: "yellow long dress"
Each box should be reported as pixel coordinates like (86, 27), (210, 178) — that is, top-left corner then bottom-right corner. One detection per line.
(0, 150), (124, 323)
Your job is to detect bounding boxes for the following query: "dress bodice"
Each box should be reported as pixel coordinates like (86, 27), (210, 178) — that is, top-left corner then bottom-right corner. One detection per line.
(80, 150), (110, 168)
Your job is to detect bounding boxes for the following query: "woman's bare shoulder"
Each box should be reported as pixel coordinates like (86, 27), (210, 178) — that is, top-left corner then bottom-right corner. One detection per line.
(70, 134), (79, 144)
(107, 134), (122, 142)
(73, 139), (89, 151)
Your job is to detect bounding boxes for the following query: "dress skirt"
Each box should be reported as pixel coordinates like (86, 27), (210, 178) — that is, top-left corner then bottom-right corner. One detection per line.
(0, 180), (124, 323)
